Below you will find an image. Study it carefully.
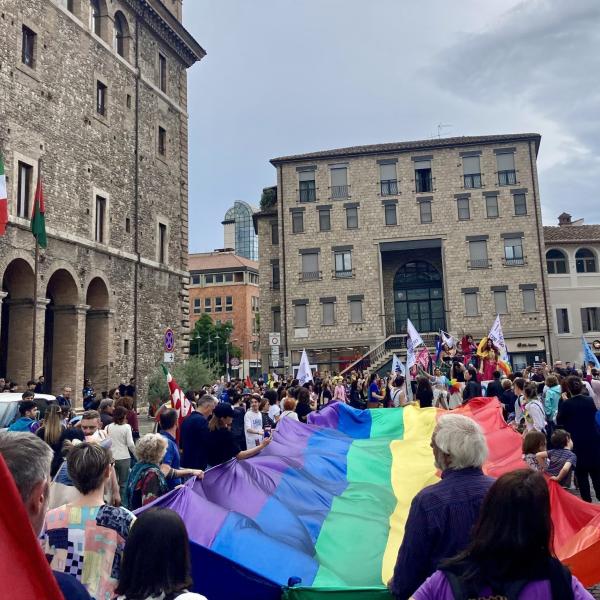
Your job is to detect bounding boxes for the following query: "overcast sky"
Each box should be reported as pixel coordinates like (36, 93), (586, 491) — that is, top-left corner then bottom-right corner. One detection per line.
(183, 0), (600, 253)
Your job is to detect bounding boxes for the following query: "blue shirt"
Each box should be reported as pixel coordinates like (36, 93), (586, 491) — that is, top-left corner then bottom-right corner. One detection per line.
(390, 467), (494, 600)
(160, 430), (182, 489)
(8, 417), (38, 433)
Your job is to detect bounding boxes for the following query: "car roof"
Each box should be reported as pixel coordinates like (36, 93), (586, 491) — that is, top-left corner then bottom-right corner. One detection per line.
(0, 393), (56, 403)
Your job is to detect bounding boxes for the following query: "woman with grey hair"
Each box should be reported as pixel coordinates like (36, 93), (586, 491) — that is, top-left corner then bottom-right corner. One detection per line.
(432, 413), (488, 470)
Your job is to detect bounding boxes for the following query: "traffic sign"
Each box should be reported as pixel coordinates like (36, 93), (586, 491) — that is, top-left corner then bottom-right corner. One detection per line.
(230, 357), (240, 367)
(164, 352), (175, 363)
(164, 328), (175, 352)
(269, 332), (281, 347)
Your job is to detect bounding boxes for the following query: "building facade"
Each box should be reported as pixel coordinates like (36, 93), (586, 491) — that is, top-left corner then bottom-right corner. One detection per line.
(188, 251), (261, 378)
(255, 134), (552, 375)
(222, 200), (259, 261)
(0, 0), (204, 403)
(544, 213), (600, 364)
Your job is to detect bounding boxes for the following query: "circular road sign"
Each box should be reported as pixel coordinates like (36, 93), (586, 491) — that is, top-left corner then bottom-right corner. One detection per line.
(164, 328), (175, 352)
(230, 357), (240, 367)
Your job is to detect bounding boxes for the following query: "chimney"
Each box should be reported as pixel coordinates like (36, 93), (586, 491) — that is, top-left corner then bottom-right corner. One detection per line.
(558, 213), (572, 226)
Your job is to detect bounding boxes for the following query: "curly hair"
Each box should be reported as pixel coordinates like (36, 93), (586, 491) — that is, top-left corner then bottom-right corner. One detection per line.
(135, 433), (168, 465)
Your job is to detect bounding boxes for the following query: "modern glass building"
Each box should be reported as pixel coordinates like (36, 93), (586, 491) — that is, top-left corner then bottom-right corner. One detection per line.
(222, 201), (259, 261)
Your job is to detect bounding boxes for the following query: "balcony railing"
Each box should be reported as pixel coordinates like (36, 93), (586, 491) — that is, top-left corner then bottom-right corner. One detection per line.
(467, 258), (492, 269)
(299, 187), (316, 202)
(299, 270), (322, 282)
(331, 184), (349, 199)
(380, 180), (398, 196)
(333, 268), (354, 279)
(498, 170), (517, 186)
(503, 256), (527, 267)
(464, 174), (482, 189)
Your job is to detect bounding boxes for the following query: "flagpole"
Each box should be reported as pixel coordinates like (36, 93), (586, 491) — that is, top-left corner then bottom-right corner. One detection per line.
(31, 160), (42, 380)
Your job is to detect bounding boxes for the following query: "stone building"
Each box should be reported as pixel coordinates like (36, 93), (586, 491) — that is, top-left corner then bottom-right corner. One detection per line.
(544, 213), (600, 364)
(188, 251), (260, 378)
(255, 134), (552, 374)
(0, 0), (204, 403)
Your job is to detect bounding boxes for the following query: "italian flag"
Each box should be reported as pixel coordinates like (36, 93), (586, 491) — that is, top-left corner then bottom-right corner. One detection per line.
(0, 155), (7, 235)
(162, 365), (192, 440)
(31, 175), (47, 248)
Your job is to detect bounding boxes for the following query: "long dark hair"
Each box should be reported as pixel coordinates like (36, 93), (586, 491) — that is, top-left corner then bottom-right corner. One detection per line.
(442, 470), (555, 586)
(115, 508), (193, 599)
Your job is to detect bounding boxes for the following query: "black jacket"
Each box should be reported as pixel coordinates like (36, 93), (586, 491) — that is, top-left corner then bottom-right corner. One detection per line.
(486, 379), (504, 400)
(462, 380), (482, 403)
(557, 394), (600, 469)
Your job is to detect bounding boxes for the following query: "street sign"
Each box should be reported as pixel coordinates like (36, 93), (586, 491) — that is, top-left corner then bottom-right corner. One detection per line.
(230, 357), (240, 367)
(272, 360), (279, 367)
(164, 328), (175, 352)
(269, 332), (281, 347)
(271, 345), (280, 356)
(164, 352), (175, 363)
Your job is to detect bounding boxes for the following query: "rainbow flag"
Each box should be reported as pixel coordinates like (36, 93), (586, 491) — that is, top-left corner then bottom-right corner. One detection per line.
(139, 399), (600, 600)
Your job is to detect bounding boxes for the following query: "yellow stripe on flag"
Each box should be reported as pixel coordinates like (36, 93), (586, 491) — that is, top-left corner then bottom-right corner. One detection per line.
(381, 405), (439, 584)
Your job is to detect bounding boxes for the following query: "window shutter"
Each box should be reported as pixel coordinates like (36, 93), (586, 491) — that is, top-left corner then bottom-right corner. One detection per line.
(331, 167), (347, 187)
(469, 240), (488, 261)
(299, 170), (314, 182)
(380, 163), (396, 180)
(463, 156), (480, 175)
(302, 253), (319, 273)
(496, 153), (515, 171)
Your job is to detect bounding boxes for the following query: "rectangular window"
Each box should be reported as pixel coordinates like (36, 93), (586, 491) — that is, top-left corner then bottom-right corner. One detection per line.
(581, 307), (600, 333)
(191, 275), (200, 284)
(124, 338), (129, 356)
(294, 303), (308, 328)
(299, 170), (316, 202)
(331, 167), (348, 199)
(514, 193), (527, 215)
(318, 208), (331, 231)
(292, 211), (304, 233)
(215, 274), (224, 283)
(95, 195), (106, 243)
(234, 272), (244, 283)
(464, 292), (479, 316)
(384, 203), (397, 226)
(158, 126), (166, 157)
(457, 197), (470, 220)
(556, 308), (570, 334)
(494, 290), (508, 314)
(504, 237), (524, 266)
(193, 298), (201, 314)
(204, 298), (211, 312)
(469, 240), (489, 269)
(96, 80), (107, 116)
(271, 261), (280, 289)
(21, 25), (36, 68)
(125, 217), (131, 233)
(225, 296), (233, 311)
(322, 302), (335, 326)
(272, 308), (281, 332)
(334, 251), (352, 278)
(224, 273), (233, 282)
(158, 222), (167, 263)
(463, 156), (481, 188)
(271, 222), (279, 245)
(380, 163), (398, 196)
(346, 206), (358, 229)
(205, 274), (214, 284)
(349, 299), (363, 324)
(215, 297), (223, 313)
(126, 94), (132, 109)
(158, 52), (167, 93)
(522, 289), (537, 313)
(414, 160), (432, 193)
(497, 153), (516, 185)
(301, 252), (319, 281)
(485, 195), (498, 218)
(16, 161), (33, 219)
(419, 200), (432, 224)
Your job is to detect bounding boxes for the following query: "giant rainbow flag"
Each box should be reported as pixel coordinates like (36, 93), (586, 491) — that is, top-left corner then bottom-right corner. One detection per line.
(139, 398), (600, 599)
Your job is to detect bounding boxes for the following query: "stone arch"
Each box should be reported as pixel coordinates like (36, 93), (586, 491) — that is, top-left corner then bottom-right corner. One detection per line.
(44, 269), (82, 395)
(0, 259), (36, 384)
(84, 277), (111, 393)
(113, 10), (131, 61)
(89, 0), (110, 42)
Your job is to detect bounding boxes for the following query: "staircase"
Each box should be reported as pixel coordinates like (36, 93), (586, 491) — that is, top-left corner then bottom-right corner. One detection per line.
(340, 333), (439, 376)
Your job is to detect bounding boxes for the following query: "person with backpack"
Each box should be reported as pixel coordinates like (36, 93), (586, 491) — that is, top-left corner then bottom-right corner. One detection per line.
(543, 374), (562, 439)
(411, 470), (593, 600)
(522, 383), (546, 434)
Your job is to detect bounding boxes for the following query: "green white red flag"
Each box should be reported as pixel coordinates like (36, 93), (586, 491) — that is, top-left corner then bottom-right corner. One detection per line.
(31, 175), (47, 248)
(0, 155), (7, 235)
(162, 365), (191, 439)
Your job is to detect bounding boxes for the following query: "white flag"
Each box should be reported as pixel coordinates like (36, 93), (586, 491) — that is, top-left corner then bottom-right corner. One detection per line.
(406, 319), (424, 348)
(488, 315), (509, 362)
(406, 337), (416, 370)
(441, 330), (455, 348)
(392, 354), (405, 375)
(297, 349), (313, 385)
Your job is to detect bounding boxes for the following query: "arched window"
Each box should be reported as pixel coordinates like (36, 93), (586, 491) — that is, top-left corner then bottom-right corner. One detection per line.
(113, 11), (130, 59)
(89, 0), (101, 36)
(546, 249), (568, 274)
(575, 248), (597, 273)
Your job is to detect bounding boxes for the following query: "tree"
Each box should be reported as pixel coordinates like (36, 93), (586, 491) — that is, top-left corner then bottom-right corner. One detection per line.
(189, 314), (242, 371)
(260, 186), (277, 210)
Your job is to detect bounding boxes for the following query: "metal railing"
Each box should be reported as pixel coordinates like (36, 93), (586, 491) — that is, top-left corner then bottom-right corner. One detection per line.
(467, 258), (492, 269)
(503, 255), (527, 267)
(331, 184), (349, 199)
(299, 187), (316, 202)
(333, 268), (354, 279)
(498, 170), (517, 186)
(380, 180), (398, 195)
(299, 270), (322, 282)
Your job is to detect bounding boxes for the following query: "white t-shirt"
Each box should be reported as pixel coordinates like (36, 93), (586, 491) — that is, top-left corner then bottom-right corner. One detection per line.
(278, 410), (299, 423)
(244, 409), (263, 449)
(268, 404), (281, 422)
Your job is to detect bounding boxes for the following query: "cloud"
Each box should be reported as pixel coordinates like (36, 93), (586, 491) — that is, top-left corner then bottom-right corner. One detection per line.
(431, 0), (600, 223)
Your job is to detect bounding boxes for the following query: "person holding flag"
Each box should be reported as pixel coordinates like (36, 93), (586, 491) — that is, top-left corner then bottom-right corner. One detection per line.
(582, 336), (600, 371)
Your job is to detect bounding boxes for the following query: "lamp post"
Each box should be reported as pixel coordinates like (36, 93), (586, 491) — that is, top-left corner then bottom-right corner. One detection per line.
(207, 336), (212, 363)
(225, 341), (230, 382)
(215, 333), (221, 376)
(193, 331), (200, 356)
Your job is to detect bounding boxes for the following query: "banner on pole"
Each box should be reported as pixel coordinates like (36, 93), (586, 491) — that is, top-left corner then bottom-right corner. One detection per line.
(488, 315), (509, 362)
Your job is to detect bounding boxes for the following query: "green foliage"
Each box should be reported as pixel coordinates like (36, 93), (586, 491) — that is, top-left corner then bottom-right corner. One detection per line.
(147, 356), (219, 409)
(260, 186), (277, 210)
(189, 314), (242, 367)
